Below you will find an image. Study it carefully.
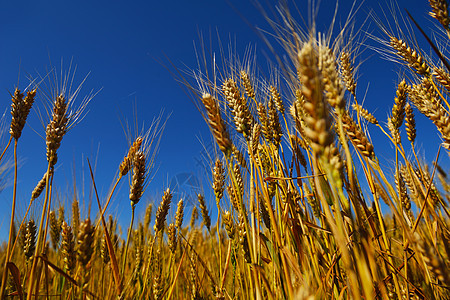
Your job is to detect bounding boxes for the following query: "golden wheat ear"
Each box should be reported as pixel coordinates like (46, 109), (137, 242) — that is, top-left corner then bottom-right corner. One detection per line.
(201, 93), (232, 156)
(154, 188), (172, 233)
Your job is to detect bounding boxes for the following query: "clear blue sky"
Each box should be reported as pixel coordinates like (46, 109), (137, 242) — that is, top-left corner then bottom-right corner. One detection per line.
(0, 0), (440, 240)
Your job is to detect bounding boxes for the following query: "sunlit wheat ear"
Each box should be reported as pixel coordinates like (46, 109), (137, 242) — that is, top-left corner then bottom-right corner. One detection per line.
(189, 250), (199, 298)
(46, 94), (68, 167)
(189, 206), (198, 229)
(222, 210), (235, 239)
(352, 104), (378, 124)
(340, 51), (356, 97)
(212, 159), (226, 202)
(240, 70), (255, 99)
(405, 103), (416, 144)
(249, 123), (261, 156)
(49, 210), (61, 250)
(31, 167), (54, 200)
(290, 94), (310, 146)
(154, 188), (172, 233)
(429, 0), (450, 30)
(201, 93), (232, 156)
(270, 85), (284, 114)
(77, 219), (95, 266)
(395, 170), (411, 211)
(341, 112), (374, 158)
(400, 164), (423, 204)
(100, 236), (109, 265)
(298, 41), (334, 156)
(23, 219), (36, 263)
(233, 163), (244, 198)
(388, 117), (401, 145)
(391, 79), (407, 129)
(10, 88), (36, 140)
(175, 198), (184, 229)
(223, 78), (253, 138)
(268, 98), (283, 147)
(410, 79), (450, 147)
(227, 184), (239, 212)
(129, 150), (146, 206)
(61, 221), (75, 272)
(198, 193), (211, 231)
(119, 136), (143, 177)
(433, 67), (450, 93)
(389, 37), (430, 76)
(319, 45), (345, 112)
(167, 223), (177, 254)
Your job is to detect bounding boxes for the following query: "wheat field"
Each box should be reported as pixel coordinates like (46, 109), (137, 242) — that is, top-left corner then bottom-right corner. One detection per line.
(0, 1), (450, 299)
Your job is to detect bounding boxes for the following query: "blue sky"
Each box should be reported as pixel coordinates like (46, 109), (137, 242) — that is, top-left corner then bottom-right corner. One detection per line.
(0, 0), (441, 240)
